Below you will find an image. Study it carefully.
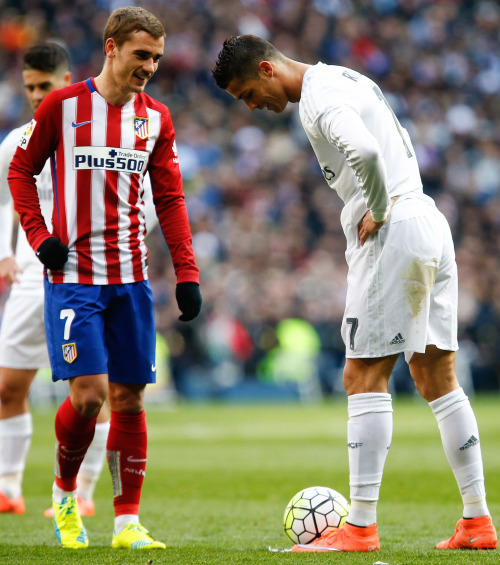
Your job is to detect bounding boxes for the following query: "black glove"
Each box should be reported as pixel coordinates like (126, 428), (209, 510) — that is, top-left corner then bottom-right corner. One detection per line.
(175, 282), (202, 322)
(36, 237), (69, 271)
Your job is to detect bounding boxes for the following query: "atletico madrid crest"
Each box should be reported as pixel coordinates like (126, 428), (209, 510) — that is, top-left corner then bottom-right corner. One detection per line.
(62, 343), (77, 364)
(134, 116), (149, 139)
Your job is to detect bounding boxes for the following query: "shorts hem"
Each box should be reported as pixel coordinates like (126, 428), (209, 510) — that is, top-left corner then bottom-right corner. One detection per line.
(346, 342), (458, 360)
(0, 362), (49, 370)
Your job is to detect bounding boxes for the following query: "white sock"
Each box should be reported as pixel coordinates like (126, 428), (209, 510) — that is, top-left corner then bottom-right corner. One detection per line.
(0, 413), (33, 499)
(77, 421), (109, 501)
(347, 393), (393, 527)
(429, 388), (489, 518)
(52, 481), (77, 504)
(114, 514), (139, 534)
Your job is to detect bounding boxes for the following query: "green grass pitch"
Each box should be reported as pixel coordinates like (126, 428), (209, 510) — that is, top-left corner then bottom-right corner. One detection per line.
(0, 395), (498, 564)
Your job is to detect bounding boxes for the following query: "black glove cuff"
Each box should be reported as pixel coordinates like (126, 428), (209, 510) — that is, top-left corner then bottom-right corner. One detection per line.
(36, 237), (69, 271)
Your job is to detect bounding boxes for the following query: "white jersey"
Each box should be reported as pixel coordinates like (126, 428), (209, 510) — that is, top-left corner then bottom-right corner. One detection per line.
(0, 124), (52, 290)
(299, 63), (423, 248)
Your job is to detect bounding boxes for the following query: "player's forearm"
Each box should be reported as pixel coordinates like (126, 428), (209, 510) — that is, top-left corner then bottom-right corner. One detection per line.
(322, 108), (391, 221)
(358, 151), (391, 223)
(155, 195), (199, 284)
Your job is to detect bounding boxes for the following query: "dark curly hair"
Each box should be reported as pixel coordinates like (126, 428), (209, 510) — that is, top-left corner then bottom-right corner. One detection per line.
(212, 35), (283, 89)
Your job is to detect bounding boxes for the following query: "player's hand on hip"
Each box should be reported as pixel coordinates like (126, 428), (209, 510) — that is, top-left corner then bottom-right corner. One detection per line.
(0, 256), (22, 284)
(358, 196), (399, 246)
(175, 281), (202, 321)
(36, 237), (69, 271)
(358, 212), (386, 246)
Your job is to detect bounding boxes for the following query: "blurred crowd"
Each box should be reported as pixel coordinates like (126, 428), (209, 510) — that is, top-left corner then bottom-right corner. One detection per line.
(1, 0), (500, 398)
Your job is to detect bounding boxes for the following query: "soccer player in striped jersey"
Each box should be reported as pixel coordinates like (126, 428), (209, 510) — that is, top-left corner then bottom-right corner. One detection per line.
(212, 35), (497, 552)
(0, 43), (110, 519)
(9, 7), (202, 550)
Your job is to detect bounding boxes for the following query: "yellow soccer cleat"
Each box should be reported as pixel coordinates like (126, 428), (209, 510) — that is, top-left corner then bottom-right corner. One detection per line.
(111, 522), (166, 549)
(45, 496), (95, 518)
(52, 496), (89, 549)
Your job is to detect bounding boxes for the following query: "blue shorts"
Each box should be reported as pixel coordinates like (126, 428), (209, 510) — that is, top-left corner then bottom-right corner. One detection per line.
(44, 280), (156, 383)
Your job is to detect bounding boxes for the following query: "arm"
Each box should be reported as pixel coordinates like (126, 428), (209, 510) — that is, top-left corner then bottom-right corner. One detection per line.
(0, 203), (13, 261)
(148, 110), (201, 321)
(0, 204), (21, 284)
(0, 202), (21, 283)
(7, 94), (68, 269)
(148, 112), (199, 285)
(318, 106), (391, 223)
(0, 129), (22, 283)
(8, 118), (53, 252)
(358, 195), (399, 246)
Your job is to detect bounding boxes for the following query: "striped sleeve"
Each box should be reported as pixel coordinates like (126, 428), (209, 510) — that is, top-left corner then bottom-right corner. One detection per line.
(8, 93), (60, 253)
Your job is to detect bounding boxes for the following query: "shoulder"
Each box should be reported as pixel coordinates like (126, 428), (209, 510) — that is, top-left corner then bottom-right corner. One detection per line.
(0, 124), (27, 152)
(138, 92), (172, 117)
(0, 124), (28, 169)
(36, 81), (89, 116)
(300, 63), (366, 124)
(137, 93), (175, 139)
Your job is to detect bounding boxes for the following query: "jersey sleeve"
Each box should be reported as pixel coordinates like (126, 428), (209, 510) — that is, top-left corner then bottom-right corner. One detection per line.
(147, 109), (199, 284)
(0, 129), (19, 259)
(7, 92), (60, 253)
(316, 105), (390, 222)
(0, 203), (13, 261)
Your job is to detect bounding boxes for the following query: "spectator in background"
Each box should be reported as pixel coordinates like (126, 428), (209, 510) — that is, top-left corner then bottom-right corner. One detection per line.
(0, 1), (500, 394)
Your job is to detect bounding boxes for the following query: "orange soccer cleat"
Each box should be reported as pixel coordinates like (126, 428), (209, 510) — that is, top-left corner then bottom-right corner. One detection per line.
(0, 490), (25, 514)
(436, 515), (497, 550)
(292, 522), (380, 553)
(44, 496), (95, 518)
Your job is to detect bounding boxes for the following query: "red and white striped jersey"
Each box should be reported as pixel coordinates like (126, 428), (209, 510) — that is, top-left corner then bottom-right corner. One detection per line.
(8, 77), (199, 286)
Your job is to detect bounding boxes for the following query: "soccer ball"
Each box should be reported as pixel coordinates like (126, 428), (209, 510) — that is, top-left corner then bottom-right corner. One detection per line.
(283, 486), (350, 545)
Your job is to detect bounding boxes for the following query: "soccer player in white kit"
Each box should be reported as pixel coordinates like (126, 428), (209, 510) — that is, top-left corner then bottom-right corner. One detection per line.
(212, 35), (497, 552)
(9, 7), (201, 550)
(0, 43), (109, 518)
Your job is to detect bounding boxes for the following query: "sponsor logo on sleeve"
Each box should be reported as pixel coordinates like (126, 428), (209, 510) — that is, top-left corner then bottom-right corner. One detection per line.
(18, 119), (37, 150)
(73, 146), (149, 173)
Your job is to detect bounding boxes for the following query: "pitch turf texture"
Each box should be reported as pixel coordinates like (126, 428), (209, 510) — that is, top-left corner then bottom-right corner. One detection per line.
(0, 396), (498, 564)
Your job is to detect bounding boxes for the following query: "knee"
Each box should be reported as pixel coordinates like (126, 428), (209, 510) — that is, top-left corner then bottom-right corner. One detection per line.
(343, 359), (392, 396)
(343, 369), (364, 395)
(0, 378), (22, 405)
(70, 388), (107, 419)
(410, 372), (459, 402)
(409, 347), (459, 402)
(0, 380), (11, 404)
(71, 395), (104, 419)
(108, 384), (145, 413)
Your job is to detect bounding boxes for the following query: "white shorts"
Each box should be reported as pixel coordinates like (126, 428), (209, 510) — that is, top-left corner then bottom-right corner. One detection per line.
(341, 193), (458, 361)
(0, 287), (50, 369)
